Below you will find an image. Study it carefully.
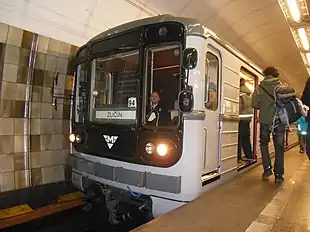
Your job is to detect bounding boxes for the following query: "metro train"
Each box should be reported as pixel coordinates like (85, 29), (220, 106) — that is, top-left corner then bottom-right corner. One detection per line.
(67, 14), (298, 224)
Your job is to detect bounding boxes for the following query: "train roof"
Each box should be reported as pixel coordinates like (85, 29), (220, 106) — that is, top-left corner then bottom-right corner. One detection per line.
(88, 14), (206, 43)
(86, 14), (262, 74)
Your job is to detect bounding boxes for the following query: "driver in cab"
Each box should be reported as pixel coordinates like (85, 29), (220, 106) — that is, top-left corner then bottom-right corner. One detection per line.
(146, 92), (170, 126)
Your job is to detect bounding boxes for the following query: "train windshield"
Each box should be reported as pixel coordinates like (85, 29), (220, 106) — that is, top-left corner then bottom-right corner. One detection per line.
(90, 50), (139, 125)
(143, 44), (182, 128)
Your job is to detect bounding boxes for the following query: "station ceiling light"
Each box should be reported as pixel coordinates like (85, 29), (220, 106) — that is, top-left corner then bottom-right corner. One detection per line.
(287, 0), (301, 21)
(278, 0), (310, 71)
(297, 27), (309, 50)
(306, 52), (310, 64)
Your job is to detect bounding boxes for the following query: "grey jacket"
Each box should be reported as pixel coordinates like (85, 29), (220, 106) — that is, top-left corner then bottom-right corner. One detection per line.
(239, 84), (253, 121)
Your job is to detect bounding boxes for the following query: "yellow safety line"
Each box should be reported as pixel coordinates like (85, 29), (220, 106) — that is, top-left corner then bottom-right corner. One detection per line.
(0, 191), (84, 220)
(57, 191), (84, 203)
(0, 204), (33, 220)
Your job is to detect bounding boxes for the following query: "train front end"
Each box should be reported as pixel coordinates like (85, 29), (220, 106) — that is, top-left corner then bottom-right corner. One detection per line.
(68, 17), (205, 223)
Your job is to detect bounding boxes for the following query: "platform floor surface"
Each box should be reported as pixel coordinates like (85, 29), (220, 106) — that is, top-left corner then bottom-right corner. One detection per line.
(134, 147), (309, 232)
(269, 161), (310, 231)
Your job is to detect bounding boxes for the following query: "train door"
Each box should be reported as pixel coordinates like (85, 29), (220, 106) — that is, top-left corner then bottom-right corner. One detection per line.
(202, 46), (222, 174)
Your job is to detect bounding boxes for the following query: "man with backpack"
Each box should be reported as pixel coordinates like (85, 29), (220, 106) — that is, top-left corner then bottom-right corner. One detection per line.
(252, 67), (300, 183)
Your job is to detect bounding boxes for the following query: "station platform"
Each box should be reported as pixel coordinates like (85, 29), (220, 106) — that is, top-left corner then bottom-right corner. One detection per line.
(133, 147), (309, 232)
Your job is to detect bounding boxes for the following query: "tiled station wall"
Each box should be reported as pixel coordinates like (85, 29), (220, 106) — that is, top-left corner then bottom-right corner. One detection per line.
(0, 22), (79, 192)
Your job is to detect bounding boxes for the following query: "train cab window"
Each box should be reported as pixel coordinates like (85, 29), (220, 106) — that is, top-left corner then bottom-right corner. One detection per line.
(89, 50), (140, 124)
(144, 44), (181, 128)
(205, 52), (219, 111)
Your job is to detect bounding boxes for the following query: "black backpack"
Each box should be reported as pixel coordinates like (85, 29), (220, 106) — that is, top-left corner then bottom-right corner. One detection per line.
(260, 85), (301, 125)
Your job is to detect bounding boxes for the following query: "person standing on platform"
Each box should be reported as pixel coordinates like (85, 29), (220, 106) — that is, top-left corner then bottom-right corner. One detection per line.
(301, 78), (310, 160)
(252, 67), (285, 183)
(295, 98), (307, 153)
(296, 113), (307, 153)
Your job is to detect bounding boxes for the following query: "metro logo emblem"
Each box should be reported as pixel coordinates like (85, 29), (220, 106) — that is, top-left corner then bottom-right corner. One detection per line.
(103, 135), (118, 149)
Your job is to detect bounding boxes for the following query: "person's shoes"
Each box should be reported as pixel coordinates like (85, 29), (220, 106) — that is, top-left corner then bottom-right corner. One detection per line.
(262, 169), (273, 180)
(275, 175), (284, 183)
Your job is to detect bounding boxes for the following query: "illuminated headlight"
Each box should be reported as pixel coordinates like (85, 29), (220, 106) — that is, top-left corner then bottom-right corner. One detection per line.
(156, 144), (168, 157)
(69, 134), (75, 143)
(145, 142), (155, 154)
(75, 134), (82, 143)
(158, 27), (167, 36)
(92, 90), (99, 97)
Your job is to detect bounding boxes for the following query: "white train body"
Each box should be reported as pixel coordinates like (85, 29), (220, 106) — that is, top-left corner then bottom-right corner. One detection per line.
(68, 14), (298, 221)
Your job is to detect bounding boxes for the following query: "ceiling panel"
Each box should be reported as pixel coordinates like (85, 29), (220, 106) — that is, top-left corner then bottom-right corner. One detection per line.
(216, 0), (273, 26)
(219, 26), (243, 44)
(240, 20), (287, 44)
(138, 0), (191, 15)
(178, 0), (214, 21)
(229, 7), (282, 39)
(205, 0), (236, 11)
(90, 0), (148, 30)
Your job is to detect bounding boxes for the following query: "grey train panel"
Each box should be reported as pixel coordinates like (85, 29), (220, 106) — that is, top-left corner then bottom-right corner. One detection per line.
(69, 154), (181, 194)
(94, 163), (114, 180)
(77, 159), (95, 175)
(145, 172), (181, 194)
(115, 166), (144, 187)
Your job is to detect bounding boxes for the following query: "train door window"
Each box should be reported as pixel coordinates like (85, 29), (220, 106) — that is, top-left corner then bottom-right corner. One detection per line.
(238, 67), (257, 170)
(143, 44), (181, 128)
(205, 52), (219, 110)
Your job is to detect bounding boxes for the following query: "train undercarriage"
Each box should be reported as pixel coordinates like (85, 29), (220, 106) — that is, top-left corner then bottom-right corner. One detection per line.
(81, 178), (153, 225)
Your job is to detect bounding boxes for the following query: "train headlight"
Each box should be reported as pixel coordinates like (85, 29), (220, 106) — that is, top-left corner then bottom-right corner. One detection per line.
(145, 142), (155, 154)
(156, 144), (168, 157)
(75, 134), (82, 143)
(69, 134), (75, 143)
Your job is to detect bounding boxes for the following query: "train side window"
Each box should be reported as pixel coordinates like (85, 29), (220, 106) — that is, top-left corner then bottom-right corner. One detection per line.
(204, 52), (219, 111)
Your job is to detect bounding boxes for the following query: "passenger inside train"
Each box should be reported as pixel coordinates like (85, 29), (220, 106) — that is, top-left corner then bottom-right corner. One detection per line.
(238, 78), (254, 163)
(205, 53), (218, 111)
(237, 69), (256, 169)
(205, 81), (217, 110)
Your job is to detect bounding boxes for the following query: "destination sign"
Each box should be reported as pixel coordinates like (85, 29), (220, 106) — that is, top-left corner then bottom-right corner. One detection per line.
(95, 110), (136, 120)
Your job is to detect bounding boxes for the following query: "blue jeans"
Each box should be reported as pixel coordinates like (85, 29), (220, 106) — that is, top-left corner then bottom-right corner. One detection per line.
(260, 124), (285, 176)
